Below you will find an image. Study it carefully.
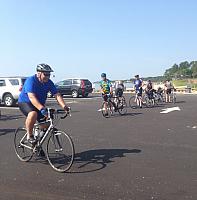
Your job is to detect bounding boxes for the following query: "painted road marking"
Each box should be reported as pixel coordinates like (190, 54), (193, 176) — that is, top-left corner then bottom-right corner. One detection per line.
(0, 101), (78, 110)
(47, 97), (101, 101)
(47, 100), (78, 104)
(0, 107), (19, 110)
(160, 106), (181, 114)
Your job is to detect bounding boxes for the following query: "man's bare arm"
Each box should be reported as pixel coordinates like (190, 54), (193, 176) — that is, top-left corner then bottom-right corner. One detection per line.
(110, 86), (113, 93)
(54, 93), (67, 109)
(28, 93), (44, 110)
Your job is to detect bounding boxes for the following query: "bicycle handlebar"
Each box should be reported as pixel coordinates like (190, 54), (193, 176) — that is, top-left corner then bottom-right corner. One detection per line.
(47, 108), (71, 120)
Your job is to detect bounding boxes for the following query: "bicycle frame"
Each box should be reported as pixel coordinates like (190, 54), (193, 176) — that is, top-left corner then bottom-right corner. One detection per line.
(19, 109), (67, 151)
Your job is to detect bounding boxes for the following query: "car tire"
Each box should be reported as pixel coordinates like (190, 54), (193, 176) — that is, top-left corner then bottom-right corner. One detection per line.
(3, 94), (15, 107)
(72, 90), (79, 98)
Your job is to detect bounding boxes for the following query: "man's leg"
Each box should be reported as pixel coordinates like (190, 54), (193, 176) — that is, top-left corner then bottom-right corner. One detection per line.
(139, 96), (142, 107)
(26, 111), (37, 140)
(169, 94), (171, 103)
(165, 93), (168, 103)
(169, 90), (172, 103)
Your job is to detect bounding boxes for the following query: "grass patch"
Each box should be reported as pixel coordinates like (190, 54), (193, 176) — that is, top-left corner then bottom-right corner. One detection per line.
(173, 80), (187, 87)
(173, 79), (197, 89)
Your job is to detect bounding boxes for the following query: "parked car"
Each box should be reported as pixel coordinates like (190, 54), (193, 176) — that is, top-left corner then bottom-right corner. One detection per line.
(48, 78), (93, 98)
(0, 77), (27, 106)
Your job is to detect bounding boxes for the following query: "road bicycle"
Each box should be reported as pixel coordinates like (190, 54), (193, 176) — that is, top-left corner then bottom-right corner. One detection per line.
(153, 90), (165, 105)
(101, 94), (127, 118)
(143, 93), (156, 107)
(14, 108), (75, 173)
(129, 92), (150, 109)
(144, 90), (165, 107)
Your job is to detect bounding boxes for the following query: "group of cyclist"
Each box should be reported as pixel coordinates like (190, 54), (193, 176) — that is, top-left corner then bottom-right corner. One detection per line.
(100, 73), (176, 114)
(19, 64), (175, 144)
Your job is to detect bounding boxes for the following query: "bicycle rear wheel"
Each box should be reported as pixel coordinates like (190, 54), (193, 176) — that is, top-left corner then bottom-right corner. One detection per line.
(101, 101), (114, 118)
(118, 96), (127, 115)
(129, 96), (137, 109)
(155, 94), (163, 105)
(47, 130), (75, 173)
(14, 127), (33, 162)
(172, 94), (176, 104)
(143, 96), (153, 108)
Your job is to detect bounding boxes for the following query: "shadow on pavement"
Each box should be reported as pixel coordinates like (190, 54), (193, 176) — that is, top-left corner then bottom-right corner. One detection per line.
(124, 112), (142, 117)
(70, 148), (142, 173)
(108, 112), (143, 118)
(175, 101), (186, 104)
(0, 128), (15, 136)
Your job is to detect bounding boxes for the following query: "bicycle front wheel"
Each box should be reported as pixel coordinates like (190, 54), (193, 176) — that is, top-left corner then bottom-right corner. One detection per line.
(14, 127), (33, 162)
(172, 95), (176, 104)
(129, 96), (137, 109)
(143, 96), (152, 108)
(101, 101), (114, 118)
(118, 96), (127, 115)
(47, 130), (75, 173)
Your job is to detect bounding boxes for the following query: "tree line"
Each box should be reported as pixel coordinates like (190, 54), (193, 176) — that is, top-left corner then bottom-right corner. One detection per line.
(164, 61), (197, 79)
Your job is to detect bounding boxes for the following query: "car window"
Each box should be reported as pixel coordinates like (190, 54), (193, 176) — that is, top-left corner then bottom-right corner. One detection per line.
(56, 80), (72, 86)
(0, 80), (6, 87)
(56, 81), (65, 86)
(64, 80), (72, 85)
(83, 80), (91, 85)
(9, 79), (19, 85)
(22, 78), (27, 85)
(73, 79), (80, 84)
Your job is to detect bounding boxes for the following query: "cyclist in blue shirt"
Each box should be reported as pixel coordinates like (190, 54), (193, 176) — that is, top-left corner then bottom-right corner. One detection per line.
(134, 75), (143, 108)
(18, 64), (69, 144)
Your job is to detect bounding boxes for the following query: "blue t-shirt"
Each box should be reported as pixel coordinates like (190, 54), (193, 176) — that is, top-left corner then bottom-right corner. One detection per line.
(134, 79), (142, 90)
(18, 75), (57, 105)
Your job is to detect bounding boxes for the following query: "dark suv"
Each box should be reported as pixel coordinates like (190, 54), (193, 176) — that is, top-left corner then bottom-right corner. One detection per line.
(49, 78), (93, 98)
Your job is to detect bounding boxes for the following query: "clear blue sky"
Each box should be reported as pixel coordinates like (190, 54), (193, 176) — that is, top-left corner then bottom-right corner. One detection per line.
(0, 0), (197, 82)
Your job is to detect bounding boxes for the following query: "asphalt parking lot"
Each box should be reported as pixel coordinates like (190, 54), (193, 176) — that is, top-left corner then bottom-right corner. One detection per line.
(0, 94), (197, 200)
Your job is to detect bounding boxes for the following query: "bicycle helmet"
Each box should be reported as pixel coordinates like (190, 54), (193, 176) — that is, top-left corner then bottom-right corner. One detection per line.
(36, 63), (54, 72)
(101, 73), (106, 78)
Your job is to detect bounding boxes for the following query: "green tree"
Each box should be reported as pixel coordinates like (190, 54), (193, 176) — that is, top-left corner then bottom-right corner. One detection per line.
(164, 61), (195, 79)
(191, 61), (197, 78)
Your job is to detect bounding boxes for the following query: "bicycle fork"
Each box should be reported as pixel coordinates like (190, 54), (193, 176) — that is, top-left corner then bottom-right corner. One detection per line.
(52, 129), (63, 152)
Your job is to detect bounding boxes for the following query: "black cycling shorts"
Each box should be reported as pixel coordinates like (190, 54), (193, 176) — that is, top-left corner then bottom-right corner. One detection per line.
(166, 89), (172, 94)
(18, 102), (45, 122)
(102, 94), (111, 102)
(136, 87), (143, 96)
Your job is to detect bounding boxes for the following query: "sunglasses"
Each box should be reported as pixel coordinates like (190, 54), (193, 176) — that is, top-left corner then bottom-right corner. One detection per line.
(43, 73), (51, 77)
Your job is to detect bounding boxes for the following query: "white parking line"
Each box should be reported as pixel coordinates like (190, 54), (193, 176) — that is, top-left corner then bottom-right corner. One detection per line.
(0, 107), (19, 110)
(47, 97), (101, 101)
